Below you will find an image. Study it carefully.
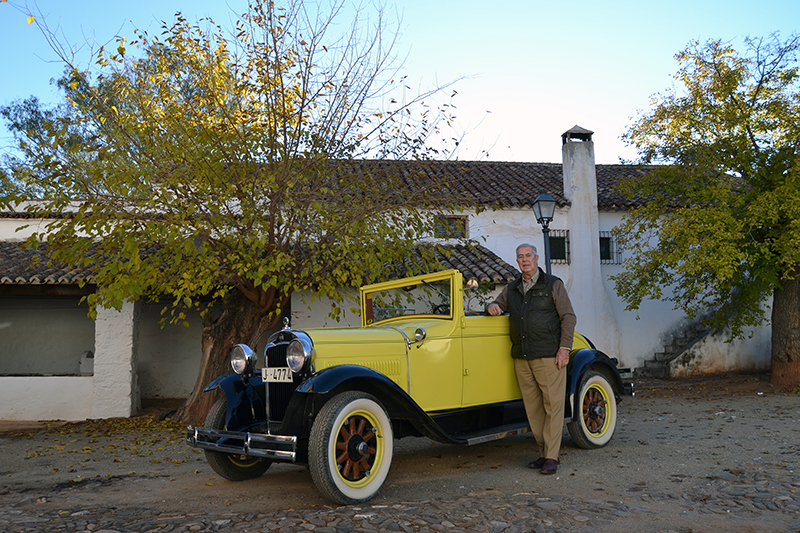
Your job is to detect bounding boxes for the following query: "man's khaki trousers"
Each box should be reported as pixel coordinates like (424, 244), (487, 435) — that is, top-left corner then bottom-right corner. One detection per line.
(514, 357), (566, 460)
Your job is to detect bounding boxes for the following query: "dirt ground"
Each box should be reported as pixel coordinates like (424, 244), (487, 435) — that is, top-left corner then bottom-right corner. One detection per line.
(1, 373), (799, 528)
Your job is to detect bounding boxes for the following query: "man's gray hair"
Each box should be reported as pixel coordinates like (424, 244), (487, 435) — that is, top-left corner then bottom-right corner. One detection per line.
(516, 243), (538, 255)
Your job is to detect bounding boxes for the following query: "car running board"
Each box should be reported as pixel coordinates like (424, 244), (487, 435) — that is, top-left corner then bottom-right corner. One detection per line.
(459, 423), (531, 446)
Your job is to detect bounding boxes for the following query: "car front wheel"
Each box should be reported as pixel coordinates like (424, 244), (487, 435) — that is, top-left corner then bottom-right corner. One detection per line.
(203, 397), (272, 481)
(567, 370), (617, 449)
(309, 391), (394, 505)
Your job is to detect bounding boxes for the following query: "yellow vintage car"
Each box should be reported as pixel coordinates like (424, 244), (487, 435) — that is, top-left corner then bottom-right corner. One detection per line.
(187, 269), (633, 504)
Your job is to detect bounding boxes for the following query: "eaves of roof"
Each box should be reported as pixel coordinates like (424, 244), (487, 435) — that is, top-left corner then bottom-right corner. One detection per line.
(1, 160), (650, 219)
(0, 241), (95, 286)
(334, 159), (651, 211)
(0, 241), (518, 288)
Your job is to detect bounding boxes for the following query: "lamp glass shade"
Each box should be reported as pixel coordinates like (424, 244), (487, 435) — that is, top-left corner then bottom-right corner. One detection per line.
(532, 192), (557, 223)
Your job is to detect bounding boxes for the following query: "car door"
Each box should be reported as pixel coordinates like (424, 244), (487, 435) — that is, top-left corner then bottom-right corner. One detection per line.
(405, 320), (464, 412)
(460, 315), (521, 407)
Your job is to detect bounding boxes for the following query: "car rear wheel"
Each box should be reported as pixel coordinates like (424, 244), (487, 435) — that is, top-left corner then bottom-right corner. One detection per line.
(309, 391), (393, 505)
(203, 397), (272, 481)
(567, 371), (617, 449)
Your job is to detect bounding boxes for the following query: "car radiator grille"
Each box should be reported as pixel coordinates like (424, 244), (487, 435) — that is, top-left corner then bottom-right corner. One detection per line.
(265, 344), (297, 422)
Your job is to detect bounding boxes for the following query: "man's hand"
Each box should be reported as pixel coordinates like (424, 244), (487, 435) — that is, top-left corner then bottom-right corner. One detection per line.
(555, 348), (570, 370)
(487, 303), (503, 316)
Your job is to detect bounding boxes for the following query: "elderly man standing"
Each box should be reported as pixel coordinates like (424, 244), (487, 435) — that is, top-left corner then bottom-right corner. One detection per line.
(486, 243), (576, 475)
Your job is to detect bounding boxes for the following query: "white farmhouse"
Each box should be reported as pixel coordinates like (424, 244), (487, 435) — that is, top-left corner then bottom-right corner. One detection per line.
(0, 127), (772, 422)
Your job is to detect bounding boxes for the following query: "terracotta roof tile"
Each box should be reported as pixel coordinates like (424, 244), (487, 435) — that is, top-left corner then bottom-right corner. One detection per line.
(352, 160), (649, 210)
(0, 241), (517, 287)
(0, 241), (94, 285)
(1, 161), (649, 219)
(595, 164), (654, 211)
(433, 244), (519, 283)
(2, 159), (650, 286)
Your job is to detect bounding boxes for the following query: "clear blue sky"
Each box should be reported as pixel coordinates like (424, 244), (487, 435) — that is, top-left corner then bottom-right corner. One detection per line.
(1, 0), (798, 164)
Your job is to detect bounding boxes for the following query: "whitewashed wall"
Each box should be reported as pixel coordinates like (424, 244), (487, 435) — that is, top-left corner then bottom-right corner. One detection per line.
(598, 210), (685, 368)
(597, 210), (772, 372)
(668, 326), (771, 378)
(0, 216), (56, 240)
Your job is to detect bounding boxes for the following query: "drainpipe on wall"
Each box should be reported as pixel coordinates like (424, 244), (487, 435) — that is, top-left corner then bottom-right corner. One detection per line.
(561, 126), (621, 358)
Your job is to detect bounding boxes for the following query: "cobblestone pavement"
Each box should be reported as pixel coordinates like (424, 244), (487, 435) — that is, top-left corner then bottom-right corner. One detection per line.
(2, 471), (800, 533)
(2, 376), (799, 532)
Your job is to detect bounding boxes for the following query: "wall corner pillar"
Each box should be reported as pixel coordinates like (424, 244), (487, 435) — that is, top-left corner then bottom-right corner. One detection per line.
(92, 300), (141, 418)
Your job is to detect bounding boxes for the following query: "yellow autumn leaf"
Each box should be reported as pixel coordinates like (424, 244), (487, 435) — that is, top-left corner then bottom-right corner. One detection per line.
(27, 15), (35, 25)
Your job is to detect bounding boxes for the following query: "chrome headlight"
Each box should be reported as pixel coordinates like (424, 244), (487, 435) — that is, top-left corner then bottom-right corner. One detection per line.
(286, 337), (313, 373)
(230, 344), (257, 375)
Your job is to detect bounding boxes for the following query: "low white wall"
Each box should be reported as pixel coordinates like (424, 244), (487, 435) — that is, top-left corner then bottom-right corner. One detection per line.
(0, 376), (93, 421)
(669, 327), (772, 378)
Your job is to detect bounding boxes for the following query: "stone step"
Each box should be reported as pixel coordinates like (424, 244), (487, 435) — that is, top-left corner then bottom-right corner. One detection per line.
(635, 320), (712, 379)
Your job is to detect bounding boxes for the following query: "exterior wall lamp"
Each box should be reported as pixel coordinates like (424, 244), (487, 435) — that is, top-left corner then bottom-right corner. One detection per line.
(532, 190), (557, 275)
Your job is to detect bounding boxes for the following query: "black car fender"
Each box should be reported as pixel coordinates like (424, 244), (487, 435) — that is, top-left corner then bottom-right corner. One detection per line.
(202, 371), (267, 432)
(566, 349), (626, 420)
(282, 364), (455, 443)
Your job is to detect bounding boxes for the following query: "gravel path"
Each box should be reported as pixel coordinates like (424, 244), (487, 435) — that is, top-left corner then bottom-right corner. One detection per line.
(1, 374), (798, 532)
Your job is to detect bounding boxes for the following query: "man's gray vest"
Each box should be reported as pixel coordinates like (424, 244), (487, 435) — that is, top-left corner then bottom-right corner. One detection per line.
(507, 272), (562, 360)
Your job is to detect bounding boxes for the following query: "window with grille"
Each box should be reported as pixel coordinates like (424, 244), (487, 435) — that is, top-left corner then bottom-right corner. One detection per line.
(599, 231), (621, 264)
(434, 215), (468, 239)
(548, 229), (569, 264)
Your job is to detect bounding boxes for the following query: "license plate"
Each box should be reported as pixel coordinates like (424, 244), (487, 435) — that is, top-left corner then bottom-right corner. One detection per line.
(262, 367), (293, 383)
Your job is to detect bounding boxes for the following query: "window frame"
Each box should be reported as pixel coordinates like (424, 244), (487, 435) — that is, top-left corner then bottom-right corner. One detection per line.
(548, 229), (570, 264)
(433, 214), (468, 239)
(599, 231), (621, 264)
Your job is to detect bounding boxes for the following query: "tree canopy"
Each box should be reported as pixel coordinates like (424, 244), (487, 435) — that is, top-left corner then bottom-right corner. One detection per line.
(614, 33), (800, 385)
(1, 0), (465, 420)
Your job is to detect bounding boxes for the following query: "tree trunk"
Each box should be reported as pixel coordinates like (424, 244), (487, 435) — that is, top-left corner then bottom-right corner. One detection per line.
(771, 273), (800, 387)
(173, 289), (276, 425)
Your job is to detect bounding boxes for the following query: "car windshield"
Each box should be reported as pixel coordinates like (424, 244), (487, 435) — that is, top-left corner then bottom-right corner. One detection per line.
(363, 278), (452, 324)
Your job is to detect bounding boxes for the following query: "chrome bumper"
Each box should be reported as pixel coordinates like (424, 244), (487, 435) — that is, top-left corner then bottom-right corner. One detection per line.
(187, 426), (297, 462)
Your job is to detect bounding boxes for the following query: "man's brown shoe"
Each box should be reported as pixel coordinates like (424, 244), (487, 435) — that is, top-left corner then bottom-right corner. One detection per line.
(540, 459), (559, 475)
(528, 457), (546, 469)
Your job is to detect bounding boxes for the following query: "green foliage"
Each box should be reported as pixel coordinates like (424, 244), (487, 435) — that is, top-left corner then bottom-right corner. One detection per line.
(0, 94), (83, 198)
(614, 33), (800, 337)
(3, 0), (461, 328)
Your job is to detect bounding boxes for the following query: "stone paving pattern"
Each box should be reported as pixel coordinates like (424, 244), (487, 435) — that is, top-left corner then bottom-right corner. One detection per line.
(2, 377), (799, 533)
(2, 465), (798, 532)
